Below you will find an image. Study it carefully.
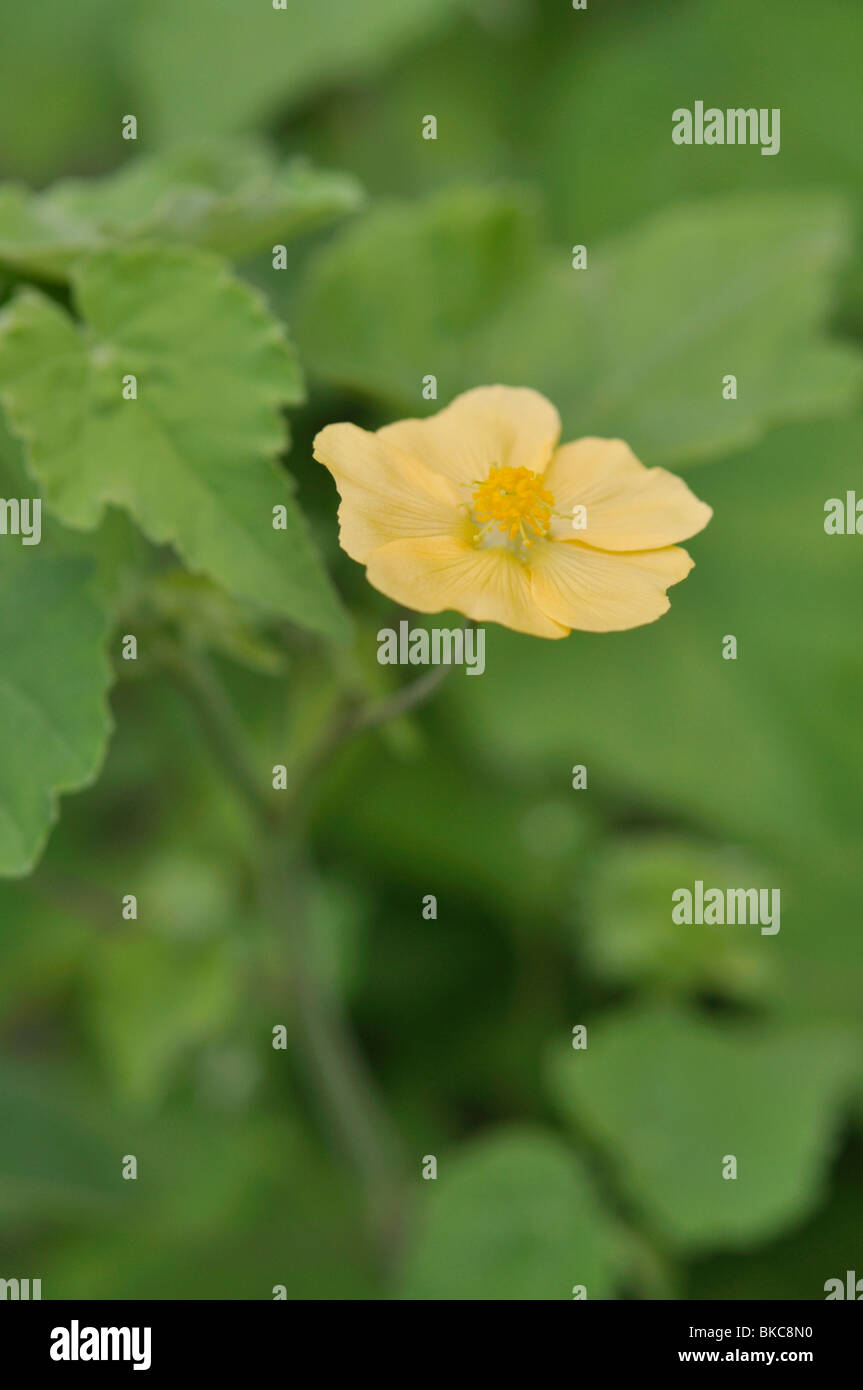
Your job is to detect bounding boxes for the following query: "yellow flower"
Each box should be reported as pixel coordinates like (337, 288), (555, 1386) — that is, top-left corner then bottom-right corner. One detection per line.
(314, 386), (712, 638)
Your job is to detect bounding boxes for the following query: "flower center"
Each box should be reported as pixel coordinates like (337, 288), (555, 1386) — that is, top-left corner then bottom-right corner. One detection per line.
(471, 464), (555, 546)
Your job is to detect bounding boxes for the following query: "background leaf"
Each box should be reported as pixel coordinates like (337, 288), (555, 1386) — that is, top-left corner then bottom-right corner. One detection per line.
(400, 1126), (623, 1299)
(0, 245), (349, 641)
(0, 520), (112, 876)
(577, 833), (777, 1004)
(296, 185), (541, 406)
(0, 141), (363, 282)
(296, 187), (863, 465)
(547, 1006), (856, 1250)
(130, 0), (465, 146)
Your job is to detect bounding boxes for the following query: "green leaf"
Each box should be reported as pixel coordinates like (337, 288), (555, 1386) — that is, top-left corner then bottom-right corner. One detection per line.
(296, 187), (863, 466)
(547, 1006), (856, 1250)
(0, 140), (364, 282)
(131, 0), (463, 145)
(580, 834), (777, 1004)
(0, 474), (113, 876)
(505, 193), (863, 466)
(295, 186), (541, 405)
(0, 245), (349, 642)
(400, 1126), (622, 1299)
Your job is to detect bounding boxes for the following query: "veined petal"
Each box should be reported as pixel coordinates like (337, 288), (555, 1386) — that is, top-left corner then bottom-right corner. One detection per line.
(378, 385), (561, 490)
(314, 422), (462, 564)
(530, 538), (694, 633)
(366, 533), (569, 638)
(545, 437), (712, 549)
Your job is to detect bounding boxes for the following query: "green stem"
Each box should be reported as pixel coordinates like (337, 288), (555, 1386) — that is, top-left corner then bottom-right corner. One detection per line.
(162, 638), (445, 1268)
(159, 640), (277, 827)
(260, 833), (407, 1263)
(283, 620), (467, 824)
(283, 658), (453, 822)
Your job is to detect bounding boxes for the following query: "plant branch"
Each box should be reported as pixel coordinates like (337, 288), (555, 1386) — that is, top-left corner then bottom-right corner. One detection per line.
(283, 640), (460, 822)
(159, 639), (277, 827)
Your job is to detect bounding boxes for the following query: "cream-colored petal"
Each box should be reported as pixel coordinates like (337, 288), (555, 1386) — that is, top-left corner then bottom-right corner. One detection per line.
(366, 534), (569, 638)
(314, 422), (462, 564)
(378, 385), (561, 490)
(544, 437), (712, 549)
(530, 538), (694, 633)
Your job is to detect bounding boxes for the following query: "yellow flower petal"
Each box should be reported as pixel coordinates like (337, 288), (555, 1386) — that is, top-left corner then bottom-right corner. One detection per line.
(378, 385), (561, 490)
(314, 422), (461, 564)
(366, 534), (569, 638)
(530, 539), (694, 633)
(544, 437), (712, 550)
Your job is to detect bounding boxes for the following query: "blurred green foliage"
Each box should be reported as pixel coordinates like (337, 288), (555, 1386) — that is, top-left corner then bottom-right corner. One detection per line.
(0, 139), (362, 280)
(295, 188), (863, 462)
(0, 0), (861, 1301)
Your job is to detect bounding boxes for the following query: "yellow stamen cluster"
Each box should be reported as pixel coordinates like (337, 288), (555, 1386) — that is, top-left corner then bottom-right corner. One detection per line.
(471, 464), (555, 546)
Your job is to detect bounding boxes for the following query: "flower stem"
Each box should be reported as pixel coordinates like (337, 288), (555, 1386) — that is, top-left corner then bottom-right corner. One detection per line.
(283, 657), (454, 822)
